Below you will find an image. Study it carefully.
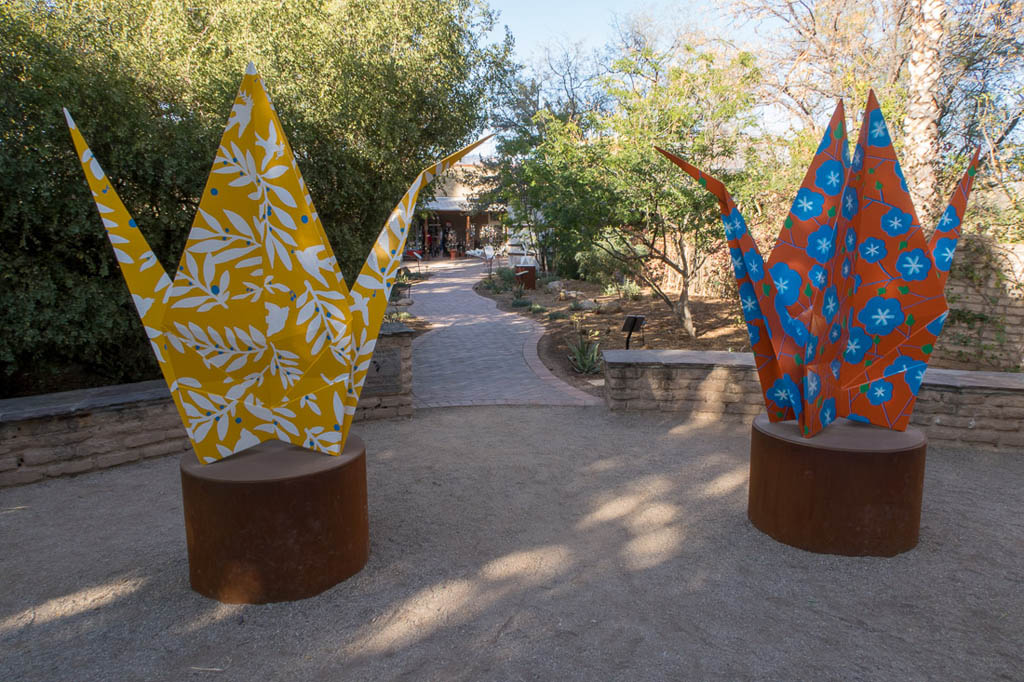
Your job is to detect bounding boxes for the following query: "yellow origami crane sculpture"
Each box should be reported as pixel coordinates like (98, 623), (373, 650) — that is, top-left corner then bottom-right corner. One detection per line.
(66, 63), (487, 463)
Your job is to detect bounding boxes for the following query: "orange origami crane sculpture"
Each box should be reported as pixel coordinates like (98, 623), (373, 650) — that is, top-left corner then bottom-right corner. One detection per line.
(658, 91), (979, 437)
(66, 63), (487, 463)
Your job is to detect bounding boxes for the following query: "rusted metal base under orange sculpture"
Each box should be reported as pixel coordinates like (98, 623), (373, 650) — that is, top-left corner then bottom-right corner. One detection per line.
(748, 414), (926, 557)
(180, 436), (369, 604)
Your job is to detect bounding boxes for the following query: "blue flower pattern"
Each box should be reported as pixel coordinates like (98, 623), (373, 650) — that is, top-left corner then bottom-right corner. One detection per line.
(695, 98), (977, 435)
(730, 247), (746, 278)
(769, 262), (802, 306)
(859, 237), (887, 263)
(867, 379), (893, 405)
(881, 207), (913, 237)
(791, 188), (824, 221)
(857, 297), (905, 336)
(819, 398), (837, 427)
(738, 281), (762, 322)
(814, 160), (844, 196)
(723, 209), (748, 240)
(934, 237), (957, 272)
(936, 205), (960, 233)
(809, 264), (827, 289)
(844, 326), (872, 364)
(767, 376), (802, 418)
(807, 225), (835, 264)
(895, 248), (931, 281)
(841, 187), (859, 220)
(744, 250), (765, 281)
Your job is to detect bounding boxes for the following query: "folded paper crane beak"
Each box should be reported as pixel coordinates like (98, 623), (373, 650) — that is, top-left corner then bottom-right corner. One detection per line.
(66, 64), (490, 463)
(659, 90), (979, 437)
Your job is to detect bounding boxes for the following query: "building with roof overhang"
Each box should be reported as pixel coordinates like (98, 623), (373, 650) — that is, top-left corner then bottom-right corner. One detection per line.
(411, 162), (505, 258)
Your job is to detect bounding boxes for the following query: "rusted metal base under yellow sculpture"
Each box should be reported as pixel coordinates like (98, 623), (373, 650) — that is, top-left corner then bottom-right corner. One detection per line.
(748, 414), (926, 557)
(180, 437), (369, 604)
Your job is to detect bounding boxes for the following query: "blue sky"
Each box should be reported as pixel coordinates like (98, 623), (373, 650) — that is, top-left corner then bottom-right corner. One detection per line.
(486, 0), (754, 65)
(475, 1), (756, 157)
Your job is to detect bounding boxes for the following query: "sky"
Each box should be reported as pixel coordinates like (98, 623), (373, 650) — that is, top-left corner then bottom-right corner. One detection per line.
(486, 0), (746, 66)
(474, 0), (770, 157)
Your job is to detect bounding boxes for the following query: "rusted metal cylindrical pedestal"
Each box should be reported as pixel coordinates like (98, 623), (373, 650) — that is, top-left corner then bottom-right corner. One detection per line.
(180, 436), (369, 604)
(748, 415), (926, 557)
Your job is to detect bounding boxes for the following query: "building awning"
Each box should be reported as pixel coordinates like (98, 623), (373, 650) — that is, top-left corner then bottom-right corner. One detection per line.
(420, 196), (472, 212)
(420, 197), (506, 213)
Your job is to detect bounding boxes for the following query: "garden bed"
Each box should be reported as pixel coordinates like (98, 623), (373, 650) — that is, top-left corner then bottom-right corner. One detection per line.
(473, 271), (750, 396)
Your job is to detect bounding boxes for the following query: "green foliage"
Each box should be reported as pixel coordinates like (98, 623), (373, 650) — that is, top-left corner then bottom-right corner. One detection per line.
(528, 303), (547, 313)
(383, 311), (414, 323)
(547, 311), (569, 321)
(510, 298), (531, 308)
(568, 300), (586, 311)
(479, 276), (504, 293)
(604, 280), (644, 301)
(576, 236), (644, 285)
(486, 26), (761, 332)
(567, 318), (602, 374)
(495, 266), (517, 287)
(0, 0), (510, 396)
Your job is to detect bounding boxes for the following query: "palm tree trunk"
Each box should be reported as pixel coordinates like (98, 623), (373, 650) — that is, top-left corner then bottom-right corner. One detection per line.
(903, 0), (947, 229)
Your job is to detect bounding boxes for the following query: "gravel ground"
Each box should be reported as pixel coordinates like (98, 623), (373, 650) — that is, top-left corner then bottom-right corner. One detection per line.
(1, 406), (1021, 681)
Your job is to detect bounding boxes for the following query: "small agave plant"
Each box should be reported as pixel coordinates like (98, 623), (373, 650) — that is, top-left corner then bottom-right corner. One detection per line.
(66, 63), (487, 462)
(658, 91), (978, 437)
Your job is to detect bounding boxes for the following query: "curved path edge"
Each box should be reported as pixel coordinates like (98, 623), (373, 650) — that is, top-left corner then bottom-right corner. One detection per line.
(407, 259), (601, 409)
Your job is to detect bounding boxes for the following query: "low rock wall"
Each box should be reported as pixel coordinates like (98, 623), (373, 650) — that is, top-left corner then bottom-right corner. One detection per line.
(603, 349), (1024, 452)
(0, 324), (413, 488)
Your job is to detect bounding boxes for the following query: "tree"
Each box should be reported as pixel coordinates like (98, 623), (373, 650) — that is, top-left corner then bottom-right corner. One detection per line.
(486, 22), (763, 336)
(904, 0), (948, 226)
(0, 0), (512, 396)
(474, 41), (609, 275)
(729, 0), (1024, 233)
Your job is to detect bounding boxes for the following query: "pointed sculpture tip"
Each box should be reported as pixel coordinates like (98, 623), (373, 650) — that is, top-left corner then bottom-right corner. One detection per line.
(62, 107), (76, 129)
(654, 146), (678, 162)
(245, 61), (258, 76)
(865, 88), (879, 109)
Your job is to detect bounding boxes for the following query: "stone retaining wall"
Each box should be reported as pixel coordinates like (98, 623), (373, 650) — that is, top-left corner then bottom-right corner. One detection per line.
(0, 324), (413, 488)
(934, 239), (1024, 371)
(604, 349), (1024, 452)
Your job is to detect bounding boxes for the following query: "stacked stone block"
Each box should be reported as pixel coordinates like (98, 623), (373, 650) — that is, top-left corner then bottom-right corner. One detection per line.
(604, 349), (1024, 452)
(0, 324), (414, 488)
(931, 242), (1024, 371)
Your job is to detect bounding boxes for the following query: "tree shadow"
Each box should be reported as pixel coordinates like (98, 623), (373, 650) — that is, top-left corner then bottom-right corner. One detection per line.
(1, 406), (1022, 680)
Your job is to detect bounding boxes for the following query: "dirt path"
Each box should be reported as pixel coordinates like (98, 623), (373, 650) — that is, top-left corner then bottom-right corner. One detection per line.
(1, 405), (1021, 681)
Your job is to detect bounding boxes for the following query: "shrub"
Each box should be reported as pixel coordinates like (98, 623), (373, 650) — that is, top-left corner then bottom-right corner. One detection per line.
(548, 311), (569, 321)
(0, 1), (510, 397)
(510, 298), (531, 308)
(383, 311), (413, 323)
(479, 277), (504, 293)
(567, 333), (602, 374)
(620, 280), (644, 300)
(603, 280), (644, 300)
(495, 266), (517, 287)
(529, 303), (547, 314)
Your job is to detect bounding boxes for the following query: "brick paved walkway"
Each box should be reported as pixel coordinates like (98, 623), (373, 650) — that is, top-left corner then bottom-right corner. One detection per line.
(408, 259), (601, 408)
